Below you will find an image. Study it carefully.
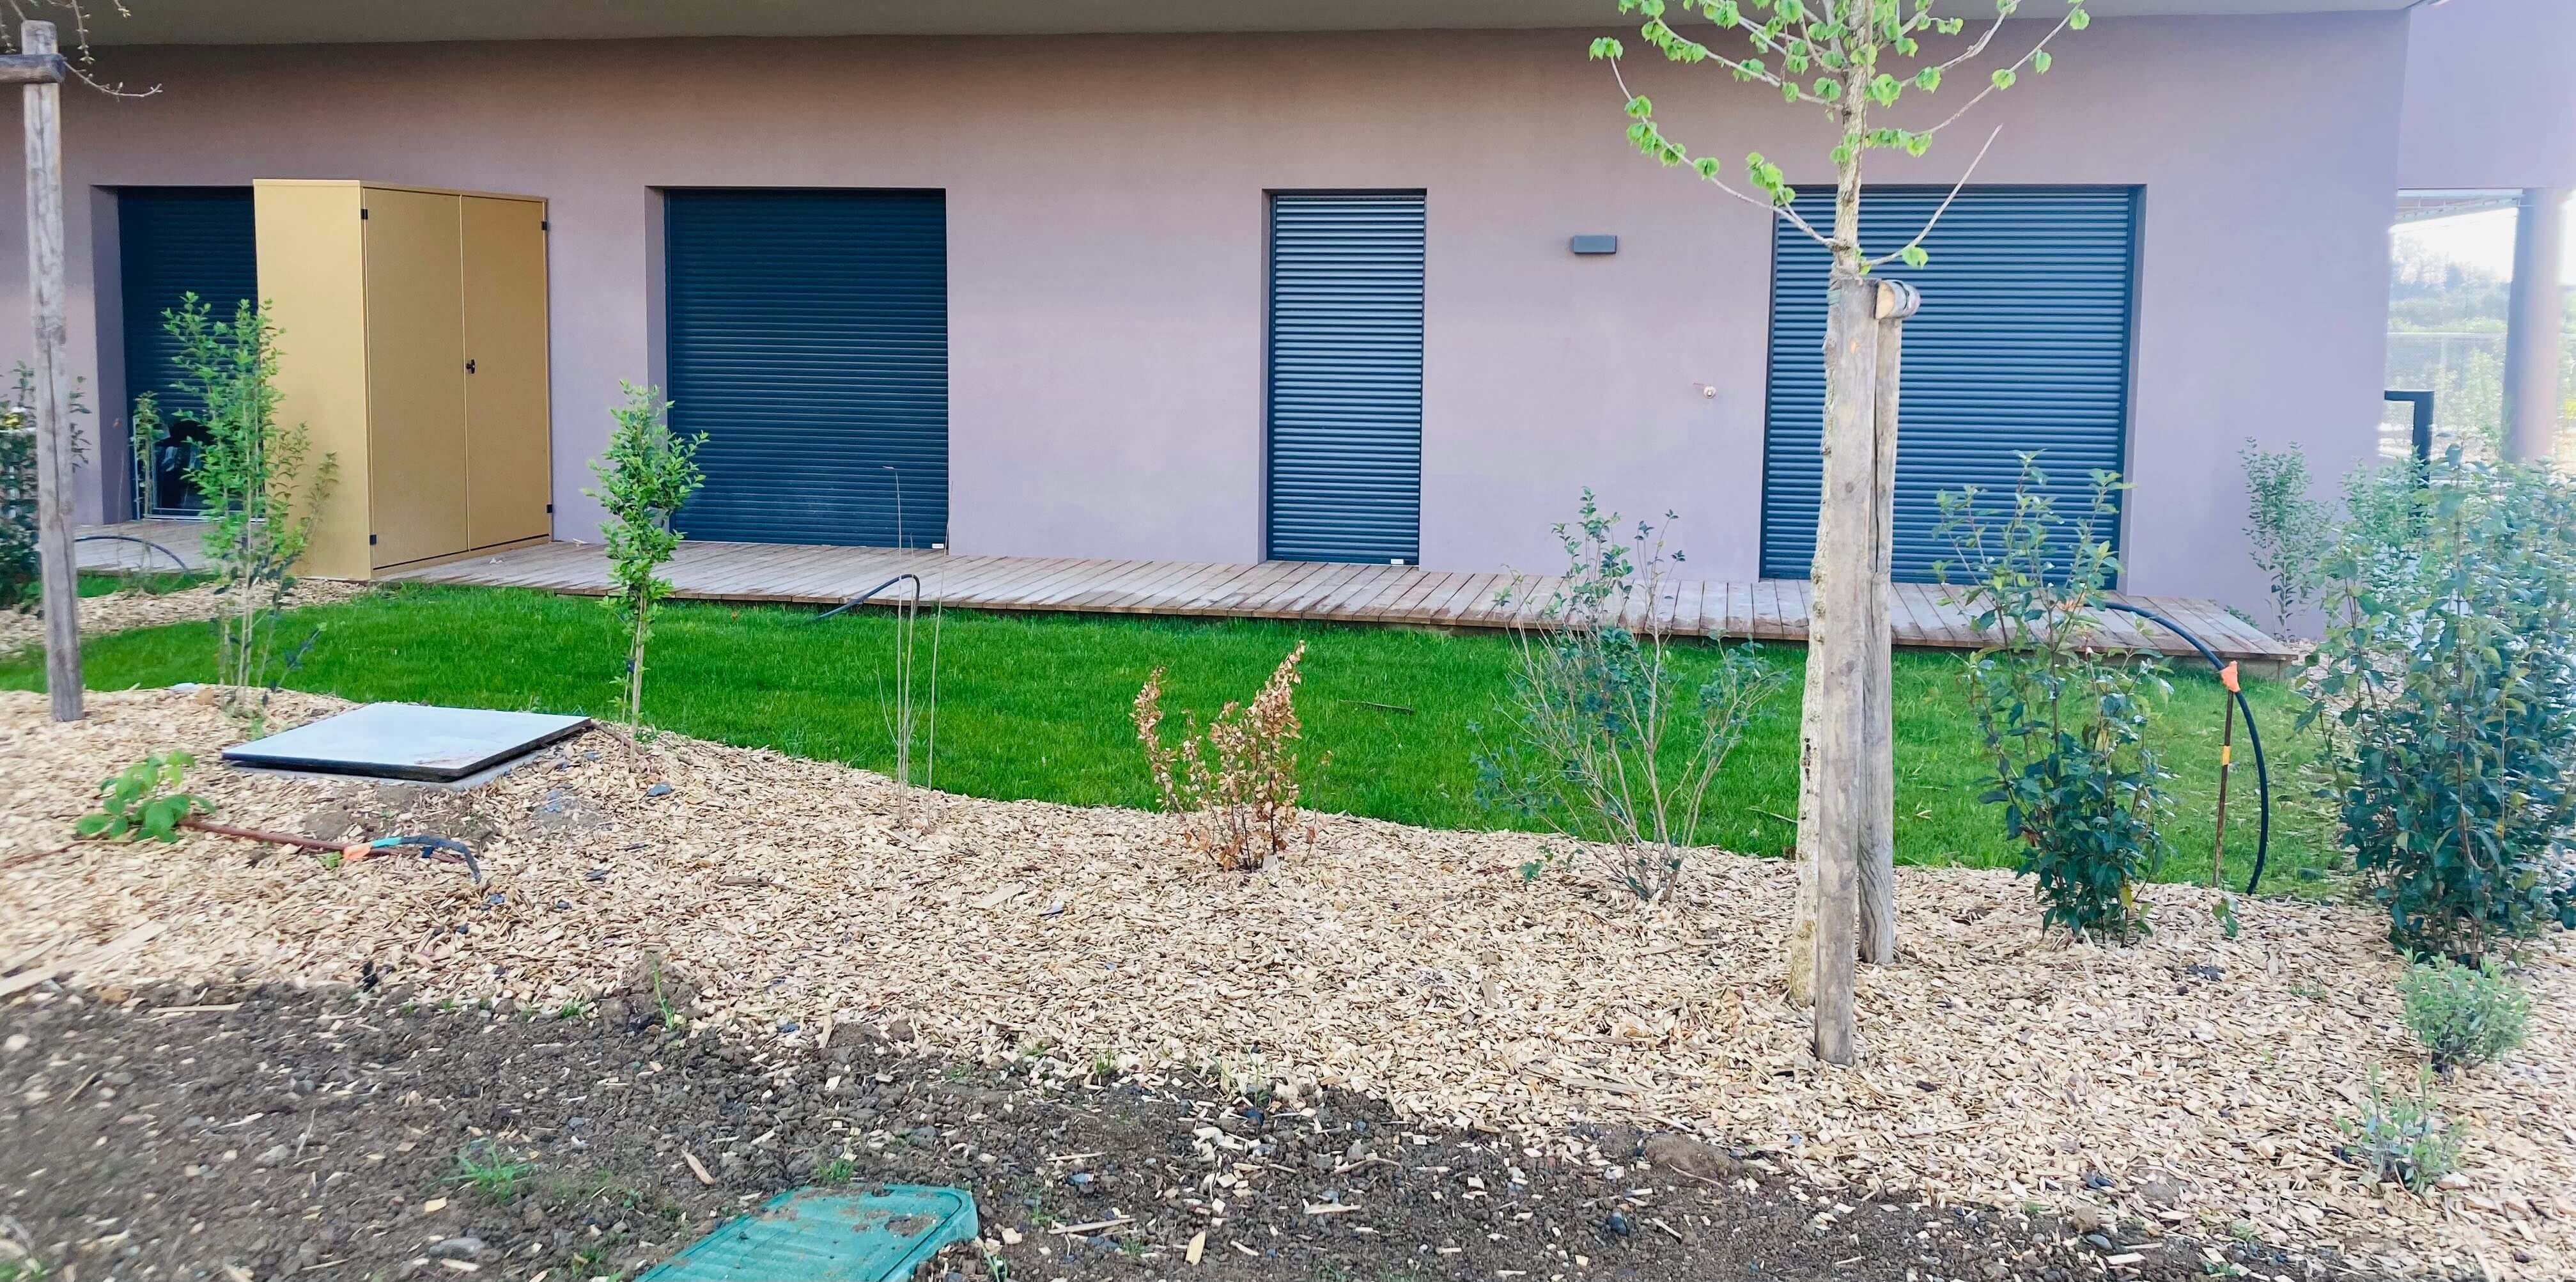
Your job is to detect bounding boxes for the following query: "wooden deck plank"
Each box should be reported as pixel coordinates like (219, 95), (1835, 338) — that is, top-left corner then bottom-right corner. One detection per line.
(1277, 563), (1368, 616)
(1091, 559), (1205, 612)
(1405, 572), (1477, 624)
(1381, 569), (1454, 623)
(1433, 574), (1505, 625)
(1052, 560), (1167, 610)
(1320, 566), (1416, 619)
(1109, 561), (1227, 613)
(348, 537), (2270, 664)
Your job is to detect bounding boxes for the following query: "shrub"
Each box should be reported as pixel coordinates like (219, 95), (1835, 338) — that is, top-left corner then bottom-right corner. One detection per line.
(2238, 439), (2328, 636)
(1937, 459), (2171, 943)
(1133, 643), (1313, 870)
(2302, 447), (2576, 963)
(2398, 955), (2530, 1074)
(77, 751), (210, 843)
(2337, 1070), (2460, 1192)
(584, 383), (705, 728)
(3, 363), (91, 614)
(136, 297), (334, 731)
(1473, 492), (1781, 904)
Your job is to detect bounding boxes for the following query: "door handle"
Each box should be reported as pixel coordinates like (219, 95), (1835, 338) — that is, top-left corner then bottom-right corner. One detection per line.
(465, 358), (477, 373)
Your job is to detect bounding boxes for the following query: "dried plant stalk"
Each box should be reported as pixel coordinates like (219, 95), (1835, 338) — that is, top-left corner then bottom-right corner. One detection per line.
(1133, 643), (1311, 870)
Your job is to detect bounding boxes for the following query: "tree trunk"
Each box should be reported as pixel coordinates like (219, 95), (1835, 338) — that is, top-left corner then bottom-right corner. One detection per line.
(21, 20), (78, 722)
(1789, 74), (1884, 1064)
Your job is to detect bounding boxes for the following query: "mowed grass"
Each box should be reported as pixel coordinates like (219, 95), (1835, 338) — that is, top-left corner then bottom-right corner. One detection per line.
(3, 582), (2342, 893)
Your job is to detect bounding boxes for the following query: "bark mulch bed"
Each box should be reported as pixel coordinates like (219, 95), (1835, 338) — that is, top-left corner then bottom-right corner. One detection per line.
(4, 689), (2572, 1279)
(3, 983), (2334, 1282)
(0, 582), (375, 657)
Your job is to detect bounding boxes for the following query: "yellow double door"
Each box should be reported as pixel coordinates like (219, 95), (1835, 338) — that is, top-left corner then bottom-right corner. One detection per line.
(362, 188), (551, 570)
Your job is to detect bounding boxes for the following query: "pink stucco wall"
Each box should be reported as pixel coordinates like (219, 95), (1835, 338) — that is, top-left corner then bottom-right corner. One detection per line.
(2399, 0), (2576, 191)
(0, 16), (2406, 610)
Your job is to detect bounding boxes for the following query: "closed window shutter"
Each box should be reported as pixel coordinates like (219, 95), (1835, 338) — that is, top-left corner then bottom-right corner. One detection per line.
(1267, 192), (1425, 564)
(1760, 187), (2139, 582)
(664, 189), (949, 548)
(118, 187), (257, 518)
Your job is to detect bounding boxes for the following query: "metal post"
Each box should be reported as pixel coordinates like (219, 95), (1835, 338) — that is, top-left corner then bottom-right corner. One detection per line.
(20, 20), (78, 721)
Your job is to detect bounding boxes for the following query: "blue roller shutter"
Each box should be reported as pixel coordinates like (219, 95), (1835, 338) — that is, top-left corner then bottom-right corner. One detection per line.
(1759, 187), (2138, 582)
(119, 187), (256, 517)
(1267, 192), (1424, 564)
(664, 189), (947, 547)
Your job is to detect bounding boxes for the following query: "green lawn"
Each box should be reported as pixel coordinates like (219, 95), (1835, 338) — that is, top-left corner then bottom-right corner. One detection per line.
(2, 582), (2343, 893)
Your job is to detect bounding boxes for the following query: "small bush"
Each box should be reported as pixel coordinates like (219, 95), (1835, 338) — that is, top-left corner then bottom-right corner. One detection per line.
(1133, 643), (1313, 870)
(2302, 447), (2576, 963)
(1937, 459), (2171, 943)
(2239, 439), (2327, 636)
(2337, 1070), (2460, 1192)
(1472, 492), (1780, 904)
(2, 363), (91, 614)
(76, 752), (210, 843)
(2399, 956), (2530, 1074)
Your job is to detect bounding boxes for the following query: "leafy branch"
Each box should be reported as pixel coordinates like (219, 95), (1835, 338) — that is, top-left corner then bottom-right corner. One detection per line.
(1593, 0), (2089, 269)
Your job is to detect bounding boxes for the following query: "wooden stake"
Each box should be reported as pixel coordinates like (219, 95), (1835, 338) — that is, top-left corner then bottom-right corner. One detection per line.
(1858, 279), (1916, 966)
(1806, 275), (1879, 1065)
(20, 20), (78, 721)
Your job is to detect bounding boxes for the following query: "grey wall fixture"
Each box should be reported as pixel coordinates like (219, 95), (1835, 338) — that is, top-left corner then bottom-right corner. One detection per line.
(1569, 234), (1618, 255)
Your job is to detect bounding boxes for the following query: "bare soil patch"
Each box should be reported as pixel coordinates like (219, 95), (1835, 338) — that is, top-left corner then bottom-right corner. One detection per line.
(3, 984), (2306, 1282)
(4, 689), (2571, 1279)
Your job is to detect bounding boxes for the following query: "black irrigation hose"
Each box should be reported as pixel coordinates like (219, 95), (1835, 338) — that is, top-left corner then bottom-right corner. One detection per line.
(71, 533), (191, 574)
(376, 834), (483, 883)
(2099, 601), (2272, 896)
(811, 573), (923, 623)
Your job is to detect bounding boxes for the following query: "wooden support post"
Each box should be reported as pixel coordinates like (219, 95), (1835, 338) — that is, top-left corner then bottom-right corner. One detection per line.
(20, 20), (78, 722)
(1805, 275), (1879, 1066)
(1859, 279), (1916, 967)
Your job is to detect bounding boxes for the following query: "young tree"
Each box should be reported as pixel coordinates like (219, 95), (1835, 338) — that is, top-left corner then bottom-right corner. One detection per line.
(134, 296), (336, 730)
(1593, 0), (2088, 1062)
(586, 382), (704, 729)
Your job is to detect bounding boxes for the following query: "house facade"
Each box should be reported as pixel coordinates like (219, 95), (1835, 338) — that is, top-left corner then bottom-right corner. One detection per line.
(4, 0), (2568, 614)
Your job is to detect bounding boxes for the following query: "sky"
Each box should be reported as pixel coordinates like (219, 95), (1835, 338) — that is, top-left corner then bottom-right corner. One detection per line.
(2393, 203), (2576, 286)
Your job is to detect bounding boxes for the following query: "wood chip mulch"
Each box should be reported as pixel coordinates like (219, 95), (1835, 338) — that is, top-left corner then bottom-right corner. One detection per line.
(3, 688), (2572, 1280)
(0, 581), (376, 656)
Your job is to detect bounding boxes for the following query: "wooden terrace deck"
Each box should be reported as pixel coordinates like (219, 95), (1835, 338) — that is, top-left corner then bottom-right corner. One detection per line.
(357, 535), (2299, 666)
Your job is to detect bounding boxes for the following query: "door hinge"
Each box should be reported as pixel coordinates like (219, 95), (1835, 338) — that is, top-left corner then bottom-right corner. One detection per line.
(539, 219), (549, 231)
(545, 503), (554, 513)
(360, 208), (369, 220)
(368, 533), (378, 545)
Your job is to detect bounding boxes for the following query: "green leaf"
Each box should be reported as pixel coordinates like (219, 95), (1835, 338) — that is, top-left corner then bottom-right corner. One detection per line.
(1991, 68), (2017, 90)
(1900, 244), (1929, 267)
(1914, 66), (1942, 91)
(1588, 36), (1625, 59)
(2033, 49), (2052, 73)
(2068, 5), (2088, 29)
(1624, 94), (1654, 120)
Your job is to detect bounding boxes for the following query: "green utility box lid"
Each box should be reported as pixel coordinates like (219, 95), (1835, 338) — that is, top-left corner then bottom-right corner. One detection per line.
(639, 1185), (979, 1281)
